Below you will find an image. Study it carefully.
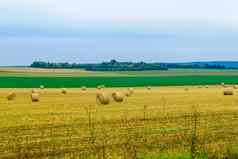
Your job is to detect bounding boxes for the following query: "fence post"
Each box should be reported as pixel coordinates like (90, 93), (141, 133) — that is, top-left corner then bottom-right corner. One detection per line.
(190, 106), (199, 159)
(143, 105), (147, 121)
(86, 105), (96, 144)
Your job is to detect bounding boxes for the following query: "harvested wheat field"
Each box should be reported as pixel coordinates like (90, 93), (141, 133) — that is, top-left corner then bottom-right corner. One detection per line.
(1, 86), (238, 158)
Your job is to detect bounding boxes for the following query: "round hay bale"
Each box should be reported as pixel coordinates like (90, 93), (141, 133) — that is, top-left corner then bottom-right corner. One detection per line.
(112, 92), (124, 102)
(184, 88), (189, 91)
(31, 93), (39, 102)
(128, 88), (134, 94)
(97, 85), (105, 90)
(81, 86), (87, 91)
(40, 85), (44, 89)
(7, 92), (16, 101)
(224, 85), (229, 88)
(233, 85), (238, 89)
(223, 89), (234, 96)
(62, 88), (67, 94)
(221, 82), (225, 86)
(124, 91), (131, 97)
(32, 89), (38, 93)
(124, 88), (134, 97)
(147, 86), (151, 90)
(97, 86), (102, 90)
(96, 92), (110, 105)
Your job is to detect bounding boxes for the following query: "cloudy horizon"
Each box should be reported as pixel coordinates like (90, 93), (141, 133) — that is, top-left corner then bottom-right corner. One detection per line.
(1, 0), (238, 65)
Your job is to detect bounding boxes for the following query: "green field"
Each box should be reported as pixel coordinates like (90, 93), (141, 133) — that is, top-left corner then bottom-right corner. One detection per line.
(1, 75), (238, 88)
(0, 68), (238, 88)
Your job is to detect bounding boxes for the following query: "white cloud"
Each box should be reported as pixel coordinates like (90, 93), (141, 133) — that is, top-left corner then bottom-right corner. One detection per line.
(1, 0), (238, 27)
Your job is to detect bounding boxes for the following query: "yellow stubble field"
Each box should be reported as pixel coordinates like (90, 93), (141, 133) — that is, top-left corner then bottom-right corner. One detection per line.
(0, 86), (238, 158)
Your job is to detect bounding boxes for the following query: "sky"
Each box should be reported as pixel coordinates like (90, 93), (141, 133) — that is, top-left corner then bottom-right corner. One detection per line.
(1, 0), (238, 65)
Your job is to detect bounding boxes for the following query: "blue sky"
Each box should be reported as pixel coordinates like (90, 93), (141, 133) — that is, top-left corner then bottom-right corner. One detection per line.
(1, 0), (238, 65)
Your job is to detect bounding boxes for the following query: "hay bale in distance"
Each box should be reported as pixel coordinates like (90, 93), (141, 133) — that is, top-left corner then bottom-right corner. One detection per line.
(124, 91), (131, 97)
(96, 92), (110, 105)
(97, 86), (102, 90)
(7, 92), (16, 100)
(31, 93), (39, 102)
(233, 85), (238, 89)
(124, 88), (134, 97)
(32, 89), (38, 93)
(97, 85), (105, 90)
(128, 88), (134, 94)
(224, 85), (229, 88)
(223, 89), (234, 96)
(147, 86), (151, 90)
(112, 92), (124, 102)
(81, 86), (87, 91)
(62, 88), (67, 94)
(40, 85), (44, 89)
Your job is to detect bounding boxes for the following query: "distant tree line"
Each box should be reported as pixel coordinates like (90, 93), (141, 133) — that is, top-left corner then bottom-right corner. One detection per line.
(30, 60), (234, 71)
(30, 60), (168, 71)
(164, 63), (228, 69)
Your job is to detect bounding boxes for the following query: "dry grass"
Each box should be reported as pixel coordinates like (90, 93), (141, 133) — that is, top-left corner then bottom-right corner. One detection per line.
(0, 86), (237, 128)
(0, 86), (238, 158)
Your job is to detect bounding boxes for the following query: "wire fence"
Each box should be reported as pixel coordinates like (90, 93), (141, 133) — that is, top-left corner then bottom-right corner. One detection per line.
(1, 106), (238, 159)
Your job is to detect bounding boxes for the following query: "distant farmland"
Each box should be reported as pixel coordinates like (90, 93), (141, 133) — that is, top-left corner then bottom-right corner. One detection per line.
(0, 68), (238, 88)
